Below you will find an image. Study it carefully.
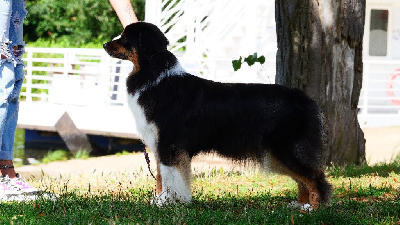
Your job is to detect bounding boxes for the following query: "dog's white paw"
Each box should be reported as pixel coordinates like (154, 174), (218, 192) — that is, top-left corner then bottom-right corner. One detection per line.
(151, 190), (191, 206)
(287, 201), (314, 212)
(151, 192), (172, 206)
(287, 201), (303, 209)
(300, 203), (313, 212)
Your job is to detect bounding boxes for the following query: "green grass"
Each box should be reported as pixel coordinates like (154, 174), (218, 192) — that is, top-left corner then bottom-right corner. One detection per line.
(0, 161), (399, 224)
(11, 130), (400, 223)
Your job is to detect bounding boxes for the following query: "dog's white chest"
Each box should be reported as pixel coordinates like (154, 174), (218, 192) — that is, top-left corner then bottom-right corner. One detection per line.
(127, 93), (158, 153)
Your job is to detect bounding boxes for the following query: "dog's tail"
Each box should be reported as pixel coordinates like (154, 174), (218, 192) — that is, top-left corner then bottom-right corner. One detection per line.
(315, 172), (332, 205)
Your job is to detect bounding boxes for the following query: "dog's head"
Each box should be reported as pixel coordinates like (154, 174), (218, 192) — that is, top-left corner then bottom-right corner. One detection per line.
(103, 22), (169, 63)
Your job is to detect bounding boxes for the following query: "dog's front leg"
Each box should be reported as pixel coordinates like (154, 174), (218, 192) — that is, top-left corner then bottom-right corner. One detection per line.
(152, 152), (192, 206)
(156, 162), (163, 196)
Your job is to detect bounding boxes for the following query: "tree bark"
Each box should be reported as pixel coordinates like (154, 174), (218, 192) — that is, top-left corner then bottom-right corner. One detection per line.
(275, 0), (366, 165)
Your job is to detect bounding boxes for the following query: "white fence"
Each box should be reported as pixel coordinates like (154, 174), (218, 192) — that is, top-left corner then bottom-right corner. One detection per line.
(22, 47), (129, 105)
(18, 47), (139, 138)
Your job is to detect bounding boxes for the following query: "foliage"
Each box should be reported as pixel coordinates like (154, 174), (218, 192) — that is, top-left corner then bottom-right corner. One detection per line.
(74, 150), (90, 160)
(2, 160), (400, 224)
(115, 150), (135, 156)
(232, 53), (266, 71)
(41, 150), (70, 164)
(41, 149), (91, 163)
(24, 0), (145, 47)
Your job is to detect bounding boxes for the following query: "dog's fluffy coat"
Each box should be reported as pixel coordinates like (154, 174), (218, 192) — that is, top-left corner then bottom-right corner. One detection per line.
(103, 22), (332, 209)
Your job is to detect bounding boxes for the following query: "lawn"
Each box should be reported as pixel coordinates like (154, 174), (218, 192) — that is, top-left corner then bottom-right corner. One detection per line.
(1, 159), (399, 224)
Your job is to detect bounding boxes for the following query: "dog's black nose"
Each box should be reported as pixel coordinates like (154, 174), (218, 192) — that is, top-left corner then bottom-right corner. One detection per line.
(103, 43), (108, 49)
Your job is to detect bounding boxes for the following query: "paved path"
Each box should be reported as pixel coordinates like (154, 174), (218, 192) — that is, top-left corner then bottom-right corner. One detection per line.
(363, 126), (400, 164)
(17, 127), (400, 178)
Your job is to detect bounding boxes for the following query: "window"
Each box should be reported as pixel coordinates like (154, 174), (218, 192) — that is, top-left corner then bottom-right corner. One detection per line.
(369, 9), (389, 56)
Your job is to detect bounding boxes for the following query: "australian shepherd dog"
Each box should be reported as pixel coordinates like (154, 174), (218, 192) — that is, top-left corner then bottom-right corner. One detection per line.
(103, 22), (332, 210)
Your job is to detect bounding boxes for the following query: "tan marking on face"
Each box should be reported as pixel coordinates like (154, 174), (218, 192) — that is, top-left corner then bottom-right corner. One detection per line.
(130, 48), (140, 75)
(106, 39), (140, 75)
(118, 45), (140, 75)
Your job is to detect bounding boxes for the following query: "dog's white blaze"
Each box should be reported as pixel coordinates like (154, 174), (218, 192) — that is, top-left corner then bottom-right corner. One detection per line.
(160, 61), (186, 78)
(155, 163), (192, 205)
(127, 93), (158, 156)
(112, 34), (121, 41)
(138, 61), (186, 94)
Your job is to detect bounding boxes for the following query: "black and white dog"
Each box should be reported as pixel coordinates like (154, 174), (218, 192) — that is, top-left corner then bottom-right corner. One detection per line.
(103, 22), (331, 210)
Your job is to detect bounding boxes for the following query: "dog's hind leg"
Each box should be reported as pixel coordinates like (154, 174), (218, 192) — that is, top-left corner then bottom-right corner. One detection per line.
(263, 153), (331, 210)
(153, 151), (192, 205)
(300, 177), (321, 210)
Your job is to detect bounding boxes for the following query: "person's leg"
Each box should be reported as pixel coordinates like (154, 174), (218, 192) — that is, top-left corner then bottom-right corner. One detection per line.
(0, 63), (23, 178)
(0, 1), (41, 200)
(0, 0), (26, 176)
(0, 0), (17, 178)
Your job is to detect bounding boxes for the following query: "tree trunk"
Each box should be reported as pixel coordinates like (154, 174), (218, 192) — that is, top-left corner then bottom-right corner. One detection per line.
(275, 0), (366, 165)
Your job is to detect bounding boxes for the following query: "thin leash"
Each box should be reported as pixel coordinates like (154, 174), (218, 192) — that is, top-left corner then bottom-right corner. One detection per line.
(144, 148), (156, 180)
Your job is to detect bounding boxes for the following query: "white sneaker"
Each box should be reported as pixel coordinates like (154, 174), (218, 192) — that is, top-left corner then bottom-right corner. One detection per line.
(8, 174), (38, 194)
(0, 175), (20, 195)
(0, 174), (55, 202)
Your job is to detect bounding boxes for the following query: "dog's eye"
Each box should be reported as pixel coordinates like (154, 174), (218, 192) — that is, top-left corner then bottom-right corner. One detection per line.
(120, 36), (128, 45)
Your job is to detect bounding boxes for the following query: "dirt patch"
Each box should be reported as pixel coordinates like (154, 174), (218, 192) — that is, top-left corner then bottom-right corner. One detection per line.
(17, 127), (400, 178)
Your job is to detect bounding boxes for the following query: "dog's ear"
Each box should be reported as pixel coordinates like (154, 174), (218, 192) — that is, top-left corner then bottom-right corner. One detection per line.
(124, 22), (169, 55)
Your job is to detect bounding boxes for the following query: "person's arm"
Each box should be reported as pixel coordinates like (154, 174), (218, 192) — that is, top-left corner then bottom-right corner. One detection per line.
(109, 0), (138, 28)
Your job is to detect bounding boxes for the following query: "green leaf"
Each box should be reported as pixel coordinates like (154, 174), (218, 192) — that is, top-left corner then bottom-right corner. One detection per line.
(244, 53), (257, 66)
(257, 55), (265, 64)
(232, 56), (242, 71)
(233, 53), (266, 71)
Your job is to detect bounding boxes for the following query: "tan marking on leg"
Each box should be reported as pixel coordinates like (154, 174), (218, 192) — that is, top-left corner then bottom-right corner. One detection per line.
(175, 151), (192, 194)
(297, 177), (320, 210)
(156, 162), (162, 195)
(308, 189), (320, 210)
(297, 181), (309, 204)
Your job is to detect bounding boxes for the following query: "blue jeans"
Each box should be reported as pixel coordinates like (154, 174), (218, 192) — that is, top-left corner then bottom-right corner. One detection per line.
(0, 0), (26, 160)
